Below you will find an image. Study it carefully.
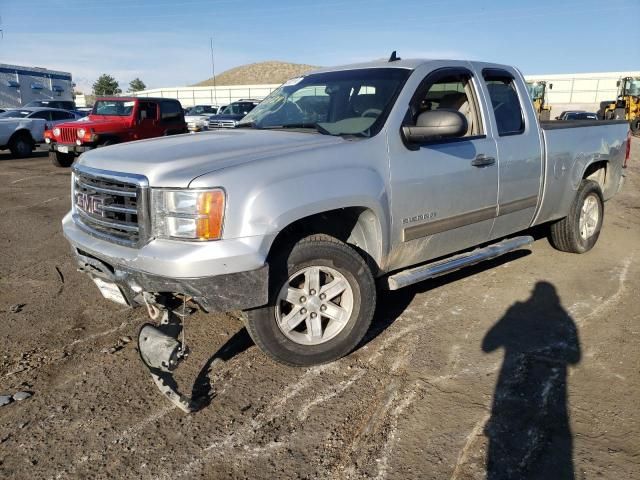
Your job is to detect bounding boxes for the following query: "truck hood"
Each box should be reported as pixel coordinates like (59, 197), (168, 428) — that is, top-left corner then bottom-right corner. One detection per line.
(76, 129), (346, 187)
(59, 116), (132, 131)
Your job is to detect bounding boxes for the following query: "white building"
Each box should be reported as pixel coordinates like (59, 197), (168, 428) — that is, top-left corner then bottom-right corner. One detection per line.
(0, 64), (74, 108)
(132, 84), (281, 108)
(131, 70), (640, 117)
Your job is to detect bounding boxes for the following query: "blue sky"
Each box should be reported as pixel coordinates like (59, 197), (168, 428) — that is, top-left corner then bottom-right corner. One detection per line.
(1, 0), (638, 93)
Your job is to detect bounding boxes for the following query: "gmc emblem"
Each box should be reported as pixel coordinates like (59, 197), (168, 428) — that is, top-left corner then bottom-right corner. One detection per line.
(76, 192), (105, 216)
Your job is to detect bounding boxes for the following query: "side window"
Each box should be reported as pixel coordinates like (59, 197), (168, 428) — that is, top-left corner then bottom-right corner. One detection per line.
(160, 101), (182, 122)
(51, 111), (73, 121)
(138, 102), (158, 121)
(408, 70), (483, 137)
(482, 71), (525, 136)
(30, 111), (52, 121)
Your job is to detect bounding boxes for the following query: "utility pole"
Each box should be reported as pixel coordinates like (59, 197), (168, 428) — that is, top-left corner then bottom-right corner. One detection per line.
(210, 37), (218, 105)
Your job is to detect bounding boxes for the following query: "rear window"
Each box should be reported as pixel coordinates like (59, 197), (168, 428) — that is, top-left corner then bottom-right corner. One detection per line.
(483, 71), (525, 136)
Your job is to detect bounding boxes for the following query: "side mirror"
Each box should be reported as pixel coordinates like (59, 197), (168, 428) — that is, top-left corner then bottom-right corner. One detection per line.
(617, 80), (621, 87)
(548, 83), (553, 90)
(402, 109), (468, 143)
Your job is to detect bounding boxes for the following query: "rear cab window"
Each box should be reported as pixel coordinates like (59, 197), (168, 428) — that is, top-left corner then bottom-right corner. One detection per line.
(482, 69), (525, 136)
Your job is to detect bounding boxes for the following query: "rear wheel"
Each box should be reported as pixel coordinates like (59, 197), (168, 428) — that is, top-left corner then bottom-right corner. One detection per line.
(631, 118), (640, 135)
(9, 133), (33, 158)
(550, 180), (604, 253)
(50, 151), (74, 167)
(245, 234), (376, 366)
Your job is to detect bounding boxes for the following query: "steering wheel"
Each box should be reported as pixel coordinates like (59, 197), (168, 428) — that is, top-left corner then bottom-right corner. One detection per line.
(361, 108), (382, 118)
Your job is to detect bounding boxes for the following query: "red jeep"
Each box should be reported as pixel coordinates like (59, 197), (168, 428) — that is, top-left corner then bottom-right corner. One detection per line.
(45, 97), (187, 167)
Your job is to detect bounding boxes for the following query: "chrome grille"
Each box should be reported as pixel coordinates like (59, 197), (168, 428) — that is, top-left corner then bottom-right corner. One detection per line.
(72, 167), (149, 247)
(60, 127), (77, 143)
(208, 119), (237, 129)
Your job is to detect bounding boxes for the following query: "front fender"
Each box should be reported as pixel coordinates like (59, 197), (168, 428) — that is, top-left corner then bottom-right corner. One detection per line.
(241, 167), (390, 259)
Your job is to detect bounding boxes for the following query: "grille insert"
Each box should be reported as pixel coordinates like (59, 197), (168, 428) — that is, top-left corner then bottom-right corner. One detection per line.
(72, 169), (148, 247)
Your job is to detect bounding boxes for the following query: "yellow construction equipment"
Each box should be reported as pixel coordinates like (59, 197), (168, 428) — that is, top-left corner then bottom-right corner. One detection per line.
(526, 81), (552, 121)
(603, 77), (640, 134)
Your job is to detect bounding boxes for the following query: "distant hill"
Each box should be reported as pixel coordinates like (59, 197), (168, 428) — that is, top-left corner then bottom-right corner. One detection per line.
(194, 61), (319, 87)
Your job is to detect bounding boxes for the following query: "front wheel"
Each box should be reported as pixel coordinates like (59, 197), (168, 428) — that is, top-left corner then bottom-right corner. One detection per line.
(631, 118), (640, 135)
(245, 234), (376, 366)
(549, 180), (604, 253)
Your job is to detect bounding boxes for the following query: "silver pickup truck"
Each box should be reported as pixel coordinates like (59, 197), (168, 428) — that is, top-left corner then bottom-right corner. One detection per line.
(62, 58), (630, 411)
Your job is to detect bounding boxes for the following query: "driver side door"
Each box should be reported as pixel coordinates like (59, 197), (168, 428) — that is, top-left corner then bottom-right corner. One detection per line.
(387, 67), (499, 271)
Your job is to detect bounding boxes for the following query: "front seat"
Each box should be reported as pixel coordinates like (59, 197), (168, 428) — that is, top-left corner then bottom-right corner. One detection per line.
(438, 93), (473, 136)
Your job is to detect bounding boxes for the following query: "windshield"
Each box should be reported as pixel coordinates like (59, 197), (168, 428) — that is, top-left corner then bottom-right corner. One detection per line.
(238, 68), (411, 137)
(0, 110), (31, 118)
(221, 103), (255, 115)
(623, 78), (640, 96)
(187, 105), (217, 115)
(92, 100), (136, 116)
(526, 82), (545, 100)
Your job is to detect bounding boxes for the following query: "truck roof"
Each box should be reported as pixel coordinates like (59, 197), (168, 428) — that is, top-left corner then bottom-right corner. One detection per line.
(309, 58), (512, 75)
(95, 97), (179, 102)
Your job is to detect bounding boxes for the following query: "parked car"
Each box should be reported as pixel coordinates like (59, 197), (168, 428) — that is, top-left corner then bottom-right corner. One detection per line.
(62, 58), (630, 411)
(185, 104), (222, 132)
(45, 97), (187, 167)
(555, 110), (585, 120)
(208, 99), (259, 128)
(0, 107), (81, 157)
(560, 112), (599, 121)
(23, 99), (77, 111)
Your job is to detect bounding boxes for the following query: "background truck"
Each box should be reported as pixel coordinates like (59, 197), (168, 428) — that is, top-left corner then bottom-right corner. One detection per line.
(603, 76), (640, 134)
(0, 111), (46, 157)
(61, 57), (630, 411)
(526, 80), (552, 121)
(45, 97), (187, 167)
(0, 106), (76, 157)
(208, 99), (260, 128)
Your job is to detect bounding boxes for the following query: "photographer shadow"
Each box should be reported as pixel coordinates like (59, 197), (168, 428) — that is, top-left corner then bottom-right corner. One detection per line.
(482, 281), (581, 480)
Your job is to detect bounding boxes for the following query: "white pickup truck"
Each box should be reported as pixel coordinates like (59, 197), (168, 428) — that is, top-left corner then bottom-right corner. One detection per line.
(0, 107), (79, 157)
(62, 56), (630, 411)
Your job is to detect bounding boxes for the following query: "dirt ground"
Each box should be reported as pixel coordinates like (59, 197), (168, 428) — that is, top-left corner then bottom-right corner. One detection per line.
(0, 139), (638, 480)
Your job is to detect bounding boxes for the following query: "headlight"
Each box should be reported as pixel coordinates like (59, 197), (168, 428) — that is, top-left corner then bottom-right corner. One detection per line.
(53, 128), (61, 137)
(77, 128), (86, 138)
(151, 189), (225, 240)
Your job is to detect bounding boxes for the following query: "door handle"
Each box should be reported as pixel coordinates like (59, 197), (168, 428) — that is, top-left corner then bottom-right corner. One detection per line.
(471, 154), (496, 167)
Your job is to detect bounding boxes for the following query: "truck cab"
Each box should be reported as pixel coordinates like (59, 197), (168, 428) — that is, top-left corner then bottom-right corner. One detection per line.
(45, 97), (187, 167)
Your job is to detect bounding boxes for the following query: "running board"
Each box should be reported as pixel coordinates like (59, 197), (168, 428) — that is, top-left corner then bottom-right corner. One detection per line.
(387, 236), (534, 291)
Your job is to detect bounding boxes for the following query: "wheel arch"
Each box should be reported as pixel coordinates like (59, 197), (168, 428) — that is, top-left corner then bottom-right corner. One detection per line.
(267, 206), (387, 277)
(8, 128), (35, 146)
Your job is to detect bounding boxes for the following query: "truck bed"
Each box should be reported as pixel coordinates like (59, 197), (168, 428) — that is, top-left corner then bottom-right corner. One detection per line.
(540, 119), (628, 130)
(533, 120), (629, 226)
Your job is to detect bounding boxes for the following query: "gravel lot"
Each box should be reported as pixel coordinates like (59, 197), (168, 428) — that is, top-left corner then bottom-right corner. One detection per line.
(0, 139), (639, 479)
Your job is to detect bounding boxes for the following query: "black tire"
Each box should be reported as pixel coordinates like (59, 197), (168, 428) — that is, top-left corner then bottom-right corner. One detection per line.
(9, 132), (34, 158)
(50, 151), (75, 167)
(630, 118), (640, 135)
(245, 234), (376, 367)
(549, 180), (604, 254)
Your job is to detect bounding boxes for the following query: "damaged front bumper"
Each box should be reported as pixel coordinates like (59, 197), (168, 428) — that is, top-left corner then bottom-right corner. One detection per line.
(62, 212), (270, 312)
(72, 247), (269, 312)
